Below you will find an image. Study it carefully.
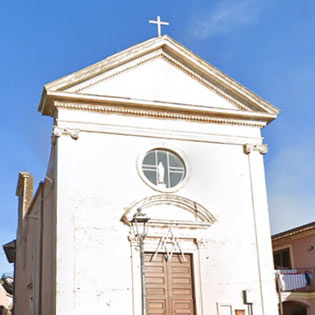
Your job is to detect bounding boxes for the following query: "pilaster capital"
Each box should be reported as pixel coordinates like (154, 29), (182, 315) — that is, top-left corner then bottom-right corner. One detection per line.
(195, 238), (208, 249)
(52, 127), (80, 142)
(243, 144), (268, 155)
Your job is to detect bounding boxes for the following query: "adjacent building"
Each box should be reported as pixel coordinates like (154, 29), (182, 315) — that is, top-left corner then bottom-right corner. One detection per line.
(272, 222), (315, 315)
(0, 274), (13, 315)
(11, 35), (280, 315)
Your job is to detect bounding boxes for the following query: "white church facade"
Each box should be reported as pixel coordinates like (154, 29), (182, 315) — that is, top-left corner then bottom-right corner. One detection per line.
(12, 35), (280, 315)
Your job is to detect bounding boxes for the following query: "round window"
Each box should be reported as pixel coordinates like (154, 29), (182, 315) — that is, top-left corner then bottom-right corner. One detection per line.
(141, 149), (185, 189)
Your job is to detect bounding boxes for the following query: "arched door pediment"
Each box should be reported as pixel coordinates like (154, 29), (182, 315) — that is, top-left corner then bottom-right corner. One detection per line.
(121, 194), (216, 230)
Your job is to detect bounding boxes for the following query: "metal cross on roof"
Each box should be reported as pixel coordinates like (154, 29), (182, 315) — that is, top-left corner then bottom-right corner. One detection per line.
(149, 16), (169, 37)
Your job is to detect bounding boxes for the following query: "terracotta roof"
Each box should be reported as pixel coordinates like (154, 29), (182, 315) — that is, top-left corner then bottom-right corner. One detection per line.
(272, 221), (315, 241)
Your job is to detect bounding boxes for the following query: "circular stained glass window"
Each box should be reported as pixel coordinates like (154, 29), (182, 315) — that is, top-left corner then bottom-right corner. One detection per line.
(142, 149), (185, 189)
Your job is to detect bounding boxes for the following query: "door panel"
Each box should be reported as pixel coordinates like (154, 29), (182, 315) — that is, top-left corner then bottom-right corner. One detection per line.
(145, 253), (195, 315)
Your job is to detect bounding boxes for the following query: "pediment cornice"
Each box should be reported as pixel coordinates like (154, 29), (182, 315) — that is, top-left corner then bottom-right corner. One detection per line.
(48, 96), (276, 127)
(39, 35), (280, 122)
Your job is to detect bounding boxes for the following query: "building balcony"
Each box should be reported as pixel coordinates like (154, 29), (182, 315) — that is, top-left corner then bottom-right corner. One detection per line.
(276, 267), (315, 293)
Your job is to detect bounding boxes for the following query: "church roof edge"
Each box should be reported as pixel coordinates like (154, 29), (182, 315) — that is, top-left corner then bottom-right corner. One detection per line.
(38, 35), (280, 118)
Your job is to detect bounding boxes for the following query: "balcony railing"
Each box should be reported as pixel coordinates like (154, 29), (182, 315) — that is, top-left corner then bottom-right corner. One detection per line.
(276, 267), (315, 293)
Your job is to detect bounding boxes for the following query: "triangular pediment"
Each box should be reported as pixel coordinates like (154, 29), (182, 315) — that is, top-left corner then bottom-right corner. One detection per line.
(39, 35), (279, 124)
(65, 52), (239, 111)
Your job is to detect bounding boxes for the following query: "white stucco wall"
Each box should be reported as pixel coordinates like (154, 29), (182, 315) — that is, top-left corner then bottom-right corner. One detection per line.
(53, 108), (278, 315)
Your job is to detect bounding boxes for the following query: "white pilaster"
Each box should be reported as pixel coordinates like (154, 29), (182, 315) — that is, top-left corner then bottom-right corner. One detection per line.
(55, 136), (75, 315)
(244, 144), (278, 315)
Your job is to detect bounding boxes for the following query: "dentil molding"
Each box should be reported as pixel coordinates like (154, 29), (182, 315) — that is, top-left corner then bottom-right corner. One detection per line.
(54, 102), (267, 128)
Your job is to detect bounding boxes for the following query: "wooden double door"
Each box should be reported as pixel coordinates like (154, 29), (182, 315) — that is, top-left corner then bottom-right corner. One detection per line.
(144, 253), (195, 315)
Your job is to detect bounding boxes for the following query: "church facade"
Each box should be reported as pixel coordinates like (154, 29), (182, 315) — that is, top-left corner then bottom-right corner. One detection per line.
(12, 35), (279, 315)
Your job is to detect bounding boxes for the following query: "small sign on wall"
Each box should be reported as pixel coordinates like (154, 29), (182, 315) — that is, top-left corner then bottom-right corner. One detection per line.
(217, 303), (233, 315)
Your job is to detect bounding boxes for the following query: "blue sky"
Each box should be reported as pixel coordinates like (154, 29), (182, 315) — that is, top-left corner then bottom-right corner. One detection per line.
(0, 0), (314, 273)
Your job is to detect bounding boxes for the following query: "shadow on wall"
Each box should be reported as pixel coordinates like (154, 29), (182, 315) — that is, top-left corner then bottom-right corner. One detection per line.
(283, 301), (307, 315)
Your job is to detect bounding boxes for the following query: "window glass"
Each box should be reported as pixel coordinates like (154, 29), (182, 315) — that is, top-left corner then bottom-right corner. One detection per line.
(273, 248), (291, 268)
(143, 170), (157, 185)
(142, 149), (185, 189)
(169, 153), (183, 168)
(143, 151), (156, 166)
(169, 172), (183, 188)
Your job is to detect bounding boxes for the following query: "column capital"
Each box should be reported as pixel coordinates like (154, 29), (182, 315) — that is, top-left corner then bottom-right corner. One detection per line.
(52, 127), (80, 143)
(195, 238), (208, 249)
(243, 144), (268, 155)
